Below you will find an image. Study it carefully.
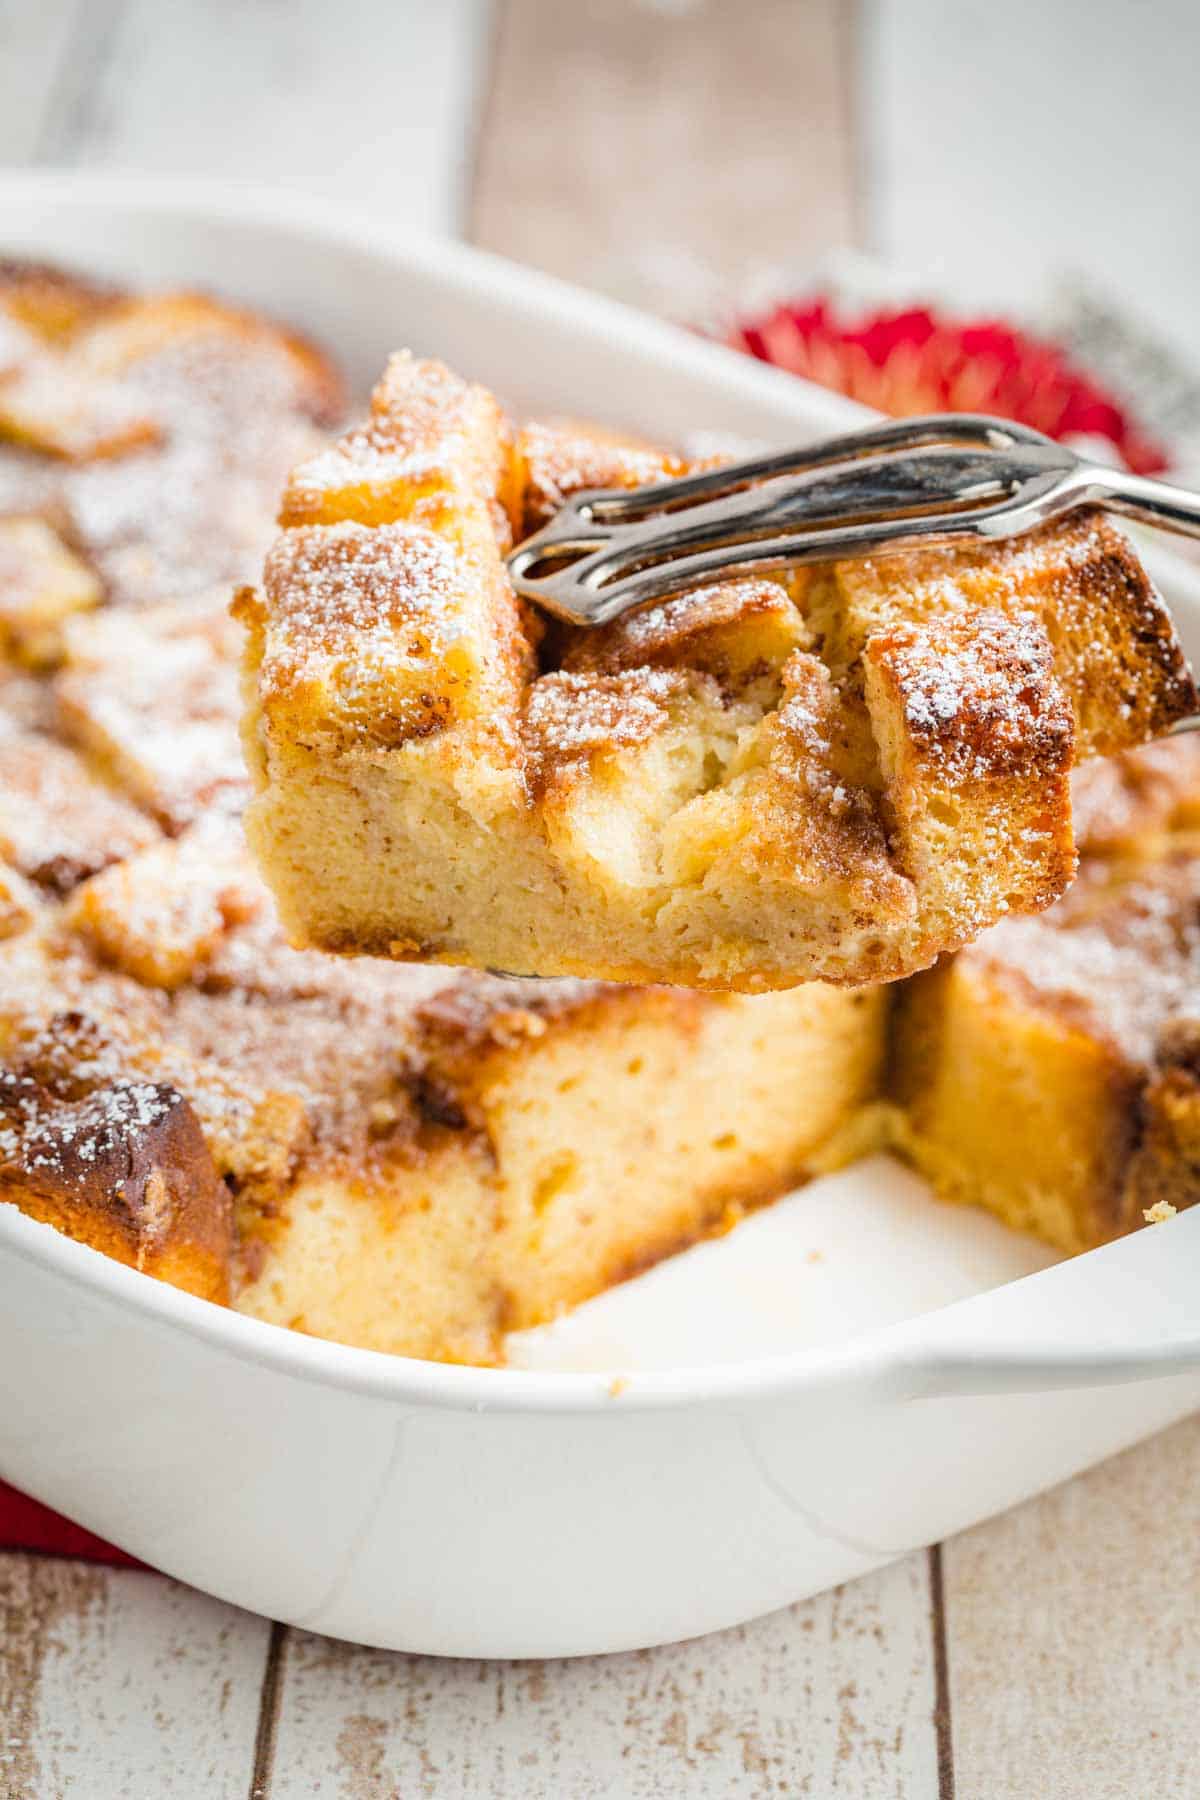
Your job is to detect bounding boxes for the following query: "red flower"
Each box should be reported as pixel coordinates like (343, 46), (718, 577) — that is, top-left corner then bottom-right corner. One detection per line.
(729, 300), (1168, 475)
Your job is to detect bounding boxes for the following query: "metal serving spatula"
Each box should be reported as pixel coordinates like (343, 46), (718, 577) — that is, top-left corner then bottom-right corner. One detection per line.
(506, 416), (1200, 715)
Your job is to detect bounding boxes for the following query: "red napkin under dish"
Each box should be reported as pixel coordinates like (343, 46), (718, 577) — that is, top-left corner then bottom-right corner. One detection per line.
(0, 1479), (141, 1567)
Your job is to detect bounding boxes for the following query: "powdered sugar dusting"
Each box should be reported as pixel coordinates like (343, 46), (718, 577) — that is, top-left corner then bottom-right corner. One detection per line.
(972, 853), (1200, 1066)
(880, 608), (1073, 782)
(0, 1068), (173, 1179)
(522, 665), (686, 788)
(0, 298), (337, 607)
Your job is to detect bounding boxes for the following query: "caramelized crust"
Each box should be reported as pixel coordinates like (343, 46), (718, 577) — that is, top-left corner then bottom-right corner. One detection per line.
(0, 1063), (232, 1302)
(242, 363), (1196, 992)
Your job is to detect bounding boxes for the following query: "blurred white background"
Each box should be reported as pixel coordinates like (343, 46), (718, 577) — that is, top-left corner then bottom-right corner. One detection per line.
(3, 0), (1196, 357)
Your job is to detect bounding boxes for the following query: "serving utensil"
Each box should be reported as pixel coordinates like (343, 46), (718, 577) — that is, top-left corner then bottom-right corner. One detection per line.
(507, 416), (1200, 721)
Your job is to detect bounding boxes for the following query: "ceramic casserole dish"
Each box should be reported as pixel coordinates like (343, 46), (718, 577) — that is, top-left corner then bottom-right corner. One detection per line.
(1, 172), (1198, 1656)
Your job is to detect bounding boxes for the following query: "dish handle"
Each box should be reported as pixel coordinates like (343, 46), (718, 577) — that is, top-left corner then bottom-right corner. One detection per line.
(891, 1207), (1200, 1399)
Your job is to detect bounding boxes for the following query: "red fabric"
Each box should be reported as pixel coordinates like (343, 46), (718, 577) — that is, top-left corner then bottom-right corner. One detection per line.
(726, 297), (1169, 476)
(0, 1479), (144, 1567)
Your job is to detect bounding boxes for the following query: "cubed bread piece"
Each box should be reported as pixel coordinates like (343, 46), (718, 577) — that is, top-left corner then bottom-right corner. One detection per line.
(74, 291), (343, 427)
(0, 258), (121, 343)
(240, 359), (1196, 992)
(0, 304), (159, 460)
(862, 607), (1075, 934)
(0, 516), (102, 666)
(824, 513), (1194, 753)
(892, 843), (1200, 1250)
(0, 943), (234, 1308)
(0, 725), (159, 893)
(281, 352), (514, 530)
(241, 515), (529, 753)
(0, 1066), (233, 1301)
(514, 418), (691, 534)
(238, 974), (888, 1359)
(653, 653), (920, 986)
(562, 575), (810, 701)
(54, 592), (249, 827)
(1071, 734), (1200, 858)
(62, 820), (266, 990)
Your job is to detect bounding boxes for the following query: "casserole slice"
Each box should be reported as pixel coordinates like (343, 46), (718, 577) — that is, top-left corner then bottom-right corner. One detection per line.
(238, 354), (1196, 992)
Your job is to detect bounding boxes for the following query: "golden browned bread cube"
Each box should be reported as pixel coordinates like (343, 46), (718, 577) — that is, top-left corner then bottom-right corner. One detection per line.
(0, 939), (233, 1305)
(0, 262), (345, 612)
(0, 1064), (233, 1302)
(61, 820), (263, 990)
(0, 259), (121, 343)
(0, 713), (159, 895)
(0, 516), (101, 665)
(53, 591), (249, 828)
(1071, 733), (1200, 858)
(240, 356), (1195, 992)
(0, 307), (159, 461)
(514, 417), (692, 534)
(892, 838), (1200, 1251)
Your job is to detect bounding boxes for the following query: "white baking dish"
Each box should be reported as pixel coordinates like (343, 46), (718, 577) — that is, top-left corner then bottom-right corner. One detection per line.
(1, 172), (1198, 1657)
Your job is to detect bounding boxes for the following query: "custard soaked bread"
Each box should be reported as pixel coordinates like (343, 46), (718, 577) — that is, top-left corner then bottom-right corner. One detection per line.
(239, 354), (1195, 992)
(2, 815), (884, 1359)
(892, 741), (1200, 1252)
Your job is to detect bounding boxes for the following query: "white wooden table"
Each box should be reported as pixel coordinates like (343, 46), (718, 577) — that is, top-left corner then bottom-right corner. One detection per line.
(3, 3), (1200, 1793)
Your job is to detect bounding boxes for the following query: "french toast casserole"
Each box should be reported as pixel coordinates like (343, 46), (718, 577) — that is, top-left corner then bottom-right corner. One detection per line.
(0, 259), (1197, 1366)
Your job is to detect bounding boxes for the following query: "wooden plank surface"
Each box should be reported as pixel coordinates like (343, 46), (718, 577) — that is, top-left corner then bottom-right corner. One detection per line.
(0, 1557), (270, 1798)
(472, 0), (858, 314)
(264, 1554), (939, 1798)
(25, 0), (490, 237)
(942, 1413), (1200, 1800)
